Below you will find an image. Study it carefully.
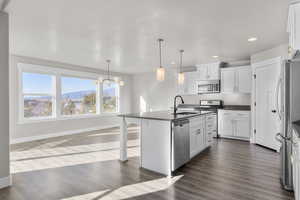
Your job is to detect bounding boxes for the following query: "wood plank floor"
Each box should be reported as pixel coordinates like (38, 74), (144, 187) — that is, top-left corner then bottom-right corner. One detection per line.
(0, 127), (295, 200)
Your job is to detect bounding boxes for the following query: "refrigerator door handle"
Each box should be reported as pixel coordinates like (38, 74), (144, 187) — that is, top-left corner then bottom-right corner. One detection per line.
(275, 78), (282, 120)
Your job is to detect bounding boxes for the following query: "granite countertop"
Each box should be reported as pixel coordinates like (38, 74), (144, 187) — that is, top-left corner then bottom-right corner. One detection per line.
(221, 105), (251, 111)
(292, 121), (300, 138)
(118, 110), (214, 122)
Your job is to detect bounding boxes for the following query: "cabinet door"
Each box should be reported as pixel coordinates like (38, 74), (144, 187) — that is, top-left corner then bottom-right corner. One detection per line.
(237, 66), (252, 93)
(207, 63), (220, 80)
(219, 112), (234, 136)
(235, 119), (250, 138)
(190, 130), (199, 158)
(221, 69), (236, 93)
(181, 72), (197, 95)
(198, 66), (208, 80)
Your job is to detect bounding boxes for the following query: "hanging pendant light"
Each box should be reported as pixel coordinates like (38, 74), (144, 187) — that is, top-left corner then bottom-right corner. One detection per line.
(102, 60), (125, 86)
(156, 38), (165, 81)
(178, 49), (185, 85)
(102, 59), (114, 86)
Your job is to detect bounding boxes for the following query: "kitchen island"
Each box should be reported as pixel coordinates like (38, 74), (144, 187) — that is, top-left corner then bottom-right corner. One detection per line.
(118, 110), (216, 176)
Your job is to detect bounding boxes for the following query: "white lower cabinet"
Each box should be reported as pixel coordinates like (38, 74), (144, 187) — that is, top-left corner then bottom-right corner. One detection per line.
(218, 110), (250, 140)
(190, 114), (215, 158)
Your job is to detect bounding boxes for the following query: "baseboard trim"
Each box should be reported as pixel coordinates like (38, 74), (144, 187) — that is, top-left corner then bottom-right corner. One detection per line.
(0, 175), (12, 189)
(10, 125), (119, 144)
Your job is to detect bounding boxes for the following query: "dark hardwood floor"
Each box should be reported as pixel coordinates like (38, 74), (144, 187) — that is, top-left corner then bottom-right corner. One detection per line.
(0, 127), (295, 200)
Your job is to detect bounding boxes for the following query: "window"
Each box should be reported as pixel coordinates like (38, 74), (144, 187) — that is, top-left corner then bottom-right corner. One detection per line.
(102, 82), (119, 113)
(22, 72), (55, 119)
(61, 76), (97, 116)
(19, 63), (121, 122)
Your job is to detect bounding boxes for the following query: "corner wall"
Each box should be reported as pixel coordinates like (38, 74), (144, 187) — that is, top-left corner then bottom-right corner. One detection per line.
(9, 55), (133, 143)
(0, 11), (11, 187)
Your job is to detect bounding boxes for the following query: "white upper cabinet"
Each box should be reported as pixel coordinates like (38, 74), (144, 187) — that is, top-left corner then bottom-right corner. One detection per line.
(287, 2), (300, 50)
(221, 66), (252, 94)
(178, 62), (220, 95)
(197, 63), (220, 80)
(178, 72), (198, 95)
(237, 67), (252, 93)
(221, 68), (236, 93)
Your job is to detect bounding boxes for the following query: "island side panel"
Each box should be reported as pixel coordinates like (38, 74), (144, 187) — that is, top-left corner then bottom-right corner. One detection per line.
(141, 119), (172, 176)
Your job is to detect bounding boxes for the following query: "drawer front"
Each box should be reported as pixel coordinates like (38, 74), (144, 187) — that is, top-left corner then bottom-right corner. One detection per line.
(206, 123), (217, 132)
(207, 131), (214, 145)
(206, 114), (217, 122)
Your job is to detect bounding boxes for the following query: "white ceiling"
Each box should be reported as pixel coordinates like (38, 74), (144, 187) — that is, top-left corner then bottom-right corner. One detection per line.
(7, 0), (289, 74)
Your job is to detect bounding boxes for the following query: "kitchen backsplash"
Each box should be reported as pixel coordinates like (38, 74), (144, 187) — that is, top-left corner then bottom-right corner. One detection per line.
(182, 93), (251, 105)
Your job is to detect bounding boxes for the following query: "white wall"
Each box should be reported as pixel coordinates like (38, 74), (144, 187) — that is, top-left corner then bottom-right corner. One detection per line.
(132, 69), (251, 113)
(0, 11), (10, 186)
(9, 55), (133, 142)
(251, 43), (289, 63)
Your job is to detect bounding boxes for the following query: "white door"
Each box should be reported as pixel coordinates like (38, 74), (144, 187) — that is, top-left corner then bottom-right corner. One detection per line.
(221, 69), (236, 93)
(255, 62), (281, 151)
(237, 67), (252, 93)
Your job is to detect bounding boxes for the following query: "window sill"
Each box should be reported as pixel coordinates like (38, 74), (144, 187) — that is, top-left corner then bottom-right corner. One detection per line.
(18, 113), (120, 125)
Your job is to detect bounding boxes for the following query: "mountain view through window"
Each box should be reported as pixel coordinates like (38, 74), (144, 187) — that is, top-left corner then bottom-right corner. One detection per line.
(61, 76), (97, 115)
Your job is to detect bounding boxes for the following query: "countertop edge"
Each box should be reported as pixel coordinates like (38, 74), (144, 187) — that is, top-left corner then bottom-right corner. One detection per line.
(118, 111), (215, 122)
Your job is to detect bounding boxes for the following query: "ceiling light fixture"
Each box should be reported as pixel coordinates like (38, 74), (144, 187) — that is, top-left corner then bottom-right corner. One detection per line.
(248, 37), (257, 42)
(156, 38), (165, 81)
(178, 50), (185, 85)
(212, 55), (219, 58)
(101, 60), (124, 86)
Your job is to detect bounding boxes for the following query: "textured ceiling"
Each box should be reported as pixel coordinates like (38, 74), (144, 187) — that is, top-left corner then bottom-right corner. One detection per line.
(7, 0), (289, 74)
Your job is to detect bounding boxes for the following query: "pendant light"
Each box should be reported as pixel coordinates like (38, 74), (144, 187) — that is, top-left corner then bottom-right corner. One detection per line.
(156, 38), (165, 81)
(102, 59), (114, 86)
(178, 49), (185, 85)
(101, 60), (125, 86)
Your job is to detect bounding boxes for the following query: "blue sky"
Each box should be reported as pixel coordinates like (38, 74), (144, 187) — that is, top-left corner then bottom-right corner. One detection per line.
(23, 73), (97, 94)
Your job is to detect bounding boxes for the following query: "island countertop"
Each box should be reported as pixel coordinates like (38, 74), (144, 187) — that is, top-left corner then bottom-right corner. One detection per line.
(118, 110), (214, 121)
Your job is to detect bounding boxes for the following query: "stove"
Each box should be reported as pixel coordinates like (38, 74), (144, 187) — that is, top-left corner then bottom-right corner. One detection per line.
(198, 100), (223, 112)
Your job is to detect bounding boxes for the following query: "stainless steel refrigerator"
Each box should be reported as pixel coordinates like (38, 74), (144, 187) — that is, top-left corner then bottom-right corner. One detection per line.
(276, 52), (300, 191)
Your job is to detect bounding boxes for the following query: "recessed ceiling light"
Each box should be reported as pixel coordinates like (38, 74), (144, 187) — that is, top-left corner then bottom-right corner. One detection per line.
(248, 37), (257, 42)
(212, 56), (219, 58)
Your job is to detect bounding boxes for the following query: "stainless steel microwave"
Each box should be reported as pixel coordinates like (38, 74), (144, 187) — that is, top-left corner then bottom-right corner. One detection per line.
(196, 80), (220, 94)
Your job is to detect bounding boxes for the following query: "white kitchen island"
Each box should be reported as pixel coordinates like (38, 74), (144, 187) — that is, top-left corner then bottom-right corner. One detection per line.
(118, 110), (216, 176)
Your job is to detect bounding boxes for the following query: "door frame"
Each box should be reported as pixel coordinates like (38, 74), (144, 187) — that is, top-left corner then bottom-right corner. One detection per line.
(251, 56), (282, 147)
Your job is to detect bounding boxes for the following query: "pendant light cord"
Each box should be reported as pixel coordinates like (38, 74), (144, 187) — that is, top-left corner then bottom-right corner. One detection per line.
(106, 59), (111, 80)
(180, 50), (184, 73)
(158, 39), (164, 68)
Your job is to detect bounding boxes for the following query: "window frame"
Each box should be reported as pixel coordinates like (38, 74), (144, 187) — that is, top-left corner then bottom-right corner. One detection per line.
(18, 63), (121, 124)
(19, 66), (57, 122)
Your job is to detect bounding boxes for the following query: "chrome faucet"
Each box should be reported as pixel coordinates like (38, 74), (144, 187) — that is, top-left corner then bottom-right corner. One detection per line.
(173, 95), (185, 114)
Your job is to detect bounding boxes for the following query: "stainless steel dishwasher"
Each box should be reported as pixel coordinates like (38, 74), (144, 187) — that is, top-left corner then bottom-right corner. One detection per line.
(172, 119), (190, 171)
